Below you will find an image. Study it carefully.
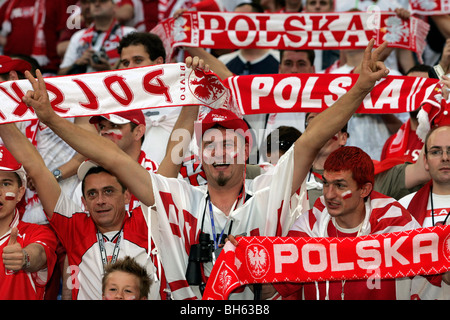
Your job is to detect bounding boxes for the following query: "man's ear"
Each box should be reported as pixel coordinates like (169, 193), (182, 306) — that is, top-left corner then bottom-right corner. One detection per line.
(360, 182), (373, 199)
(133, 124), (146, 142)
(154, 56), (164, 65)
(123, 189), (131, 205)
(16, 185), (26, 203)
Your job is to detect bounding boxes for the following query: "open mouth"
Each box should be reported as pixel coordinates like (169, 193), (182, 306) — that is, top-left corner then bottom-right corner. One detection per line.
(212, 163), (230, 167)
(326, 200), (341, 210)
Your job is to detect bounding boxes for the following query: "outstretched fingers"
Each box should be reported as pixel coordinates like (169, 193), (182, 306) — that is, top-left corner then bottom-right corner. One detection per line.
(35, 69), (47, 91)
(371, 41), (389, 64)
(24, 70), (39, 92)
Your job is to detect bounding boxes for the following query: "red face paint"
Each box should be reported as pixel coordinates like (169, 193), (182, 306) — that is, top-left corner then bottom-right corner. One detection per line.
(342, 190), (352, 200)
(103, 129), (123, 140)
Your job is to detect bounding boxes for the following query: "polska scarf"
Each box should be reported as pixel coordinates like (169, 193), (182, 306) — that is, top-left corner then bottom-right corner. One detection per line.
(151, 11), (430, 61)
(0, 64), (439, 124)
(202, 224), (450, 300)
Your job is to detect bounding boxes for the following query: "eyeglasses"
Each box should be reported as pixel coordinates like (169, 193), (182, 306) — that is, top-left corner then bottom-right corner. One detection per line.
(427, 147), (450, 158)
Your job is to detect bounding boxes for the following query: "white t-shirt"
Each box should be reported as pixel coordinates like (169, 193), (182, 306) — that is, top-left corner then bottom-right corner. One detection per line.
(150, 145), (308, 299)
(60, 24), (136, 73)
(399, 191), (450, 300)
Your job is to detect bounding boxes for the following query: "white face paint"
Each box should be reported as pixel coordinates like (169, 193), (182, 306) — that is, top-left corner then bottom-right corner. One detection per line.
(103, 129), (123, 140)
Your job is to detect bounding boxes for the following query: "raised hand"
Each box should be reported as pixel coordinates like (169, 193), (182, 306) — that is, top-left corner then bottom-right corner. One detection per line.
(185, 55), (210, 73)
(355, 39), (390, 93)
(22, 69), (56, 125)
(2, 227), (25, 271)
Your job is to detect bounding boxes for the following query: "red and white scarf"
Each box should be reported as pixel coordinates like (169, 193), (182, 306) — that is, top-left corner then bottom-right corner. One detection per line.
(0, 64), (439, 124)
(225, 73), (439, 116)
(409, 0), (450, 15)
(151, 11), (430, 61)
(202, 225), (450, 300)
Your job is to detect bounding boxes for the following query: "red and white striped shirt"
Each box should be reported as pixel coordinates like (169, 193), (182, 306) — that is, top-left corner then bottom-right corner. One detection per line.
(0, 210), (58, 300)
(278, 191), (420, 300)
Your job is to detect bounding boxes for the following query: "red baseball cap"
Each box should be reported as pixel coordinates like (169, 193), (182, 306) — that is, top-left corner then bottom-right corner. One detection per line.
(0, 145), (27, 186)
(196, 108), (252, 148)
(0, 55), (31, 74)
(89, 109), (146, 127)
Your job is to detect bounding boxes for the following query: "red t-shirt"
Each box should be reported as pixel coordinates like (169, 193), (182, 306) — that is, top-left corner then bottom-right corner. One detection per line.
(0, 213), (58, 300)
(0, 0), (67, 73)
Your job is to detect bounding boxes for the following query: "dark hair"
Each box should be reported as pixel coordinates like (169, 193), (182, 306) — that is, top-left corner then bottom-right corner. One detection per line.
(118, 32), (166, 63)
(81, 166), (127, 197)
(405, 64), (432, 75)
(279, 49), (315, 65)
(235, 2), (264, 12)
(266, 126), (301, 155)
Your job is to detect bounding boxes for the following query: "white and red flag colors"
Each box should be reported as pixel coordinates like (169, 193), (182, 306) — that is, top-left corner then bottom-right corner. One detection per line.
(151, 11), (431, 62)
(0, 63), (441, 124)
(203, 225), (450, 300)
(409, 0), (450, 15)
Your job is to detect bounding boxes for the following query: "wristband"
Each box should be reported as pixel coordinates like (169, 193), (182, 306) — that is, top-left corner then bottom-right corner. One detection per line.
(22, 249), (31, 270)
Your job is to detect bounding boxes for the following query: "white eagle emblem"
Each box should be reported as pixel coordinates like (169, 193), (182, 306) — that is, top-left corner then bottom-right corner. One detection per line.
(218, 270), (233, 293)
(411, 0), (438, 10)
(246, 245), (269, 279)
(383, 16), (409, 43)
(444, 233), (450, 263)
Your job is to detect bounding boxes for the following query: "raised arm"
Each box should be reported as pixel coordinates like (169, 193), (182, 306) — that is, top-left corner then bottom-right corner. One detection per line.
(22, 70), (155, 207)
(0, 123), (60, 219)
(156, 56), (202, 177)
(290, 39), (389, 195)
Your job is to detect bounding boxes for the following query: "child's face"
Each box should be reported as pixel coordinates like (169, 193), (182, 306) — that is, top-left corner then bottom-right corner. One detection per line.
(102, 271), (145, 300)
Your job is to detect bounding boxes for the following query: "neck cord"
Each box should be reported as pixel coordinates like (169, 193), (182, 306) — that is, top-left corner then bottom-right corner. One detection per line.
(200, 194), (235, 250)
(97, 228), (123, 270)
(430, 186), (450, 226)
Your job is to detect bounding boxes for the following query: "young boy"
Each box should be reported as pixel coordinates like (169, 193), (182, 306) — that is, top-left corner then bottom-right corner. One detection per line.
(102, 256), (153, 300)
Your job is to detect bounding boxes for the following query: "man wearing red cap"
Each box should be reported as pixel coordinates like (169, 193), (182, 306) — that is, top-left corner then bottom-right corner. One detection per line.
(398, 77), (450, 299)
(22, 40), (390, 299)
(0, 145), (57, 300)
(0, 55), (32, 80)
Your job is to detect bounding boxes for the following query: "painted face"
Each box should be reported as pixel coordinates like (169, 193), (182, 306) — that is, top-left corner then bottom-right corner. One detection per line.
(82, 171), (130, 233)
(201, 127), (248, 188)
(322, 170), (369, 228)
(0, 171), (25, 222)
(103, 271), (145, 300)
(96, 119), (136, 152)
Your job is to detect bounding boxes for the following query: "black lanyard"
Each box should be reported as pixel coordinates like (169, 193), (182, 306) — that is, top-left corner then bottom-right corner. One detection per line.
(97, 228), (123, 269)
(430, 186), (450, 226)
